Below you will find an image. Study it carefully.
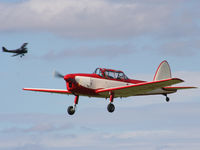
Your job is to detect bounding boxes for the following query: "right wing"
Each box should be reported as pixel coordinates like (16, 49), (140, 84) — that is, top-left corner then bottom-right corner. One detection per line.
(23, 88), (72, 95)
(96, 78), (184, 97)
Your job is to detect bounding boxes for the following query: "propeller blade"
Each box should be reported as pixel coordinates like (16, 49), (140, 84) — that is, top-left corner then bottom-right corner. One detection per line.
(54, 71), (64, 78)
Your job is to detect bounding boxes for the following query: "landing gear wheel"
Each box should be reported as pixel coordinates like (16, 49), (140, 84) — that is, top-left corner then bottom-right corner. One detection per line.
(67, 106), (75, 115)
(166, 97), (170, 102)
(107, 103), (115, 113)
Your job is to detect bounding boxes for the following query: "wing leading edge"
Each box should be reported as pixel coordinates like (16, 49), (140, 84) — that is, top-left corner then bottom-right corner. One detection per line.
(96, 78), (185, 97)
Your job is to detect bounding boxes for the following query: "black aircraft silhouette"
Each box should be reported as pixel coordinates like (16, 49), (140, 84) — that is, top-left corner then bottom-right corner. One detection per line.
(2, 43), (28, 57)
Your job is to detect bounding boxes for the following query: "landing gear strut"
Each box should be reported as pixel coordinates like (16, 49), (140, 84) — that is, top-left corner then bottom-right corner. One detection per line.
(107, 92), (115, 113)
(67, 95), (79, 115)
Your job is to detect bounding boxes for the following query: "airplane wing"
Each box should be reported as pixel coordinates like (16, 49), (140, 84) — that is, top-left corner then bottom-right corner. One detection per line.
(23, 88), (72, 95)
(21, 43), (28, 48)
(96, 78), (184, 97)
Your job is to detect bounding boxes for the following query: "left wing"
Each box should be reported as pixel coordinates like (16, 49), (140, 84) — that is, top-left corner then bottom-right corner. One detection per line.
(96, 78), (184, 97)
(23, 88), (72, 95)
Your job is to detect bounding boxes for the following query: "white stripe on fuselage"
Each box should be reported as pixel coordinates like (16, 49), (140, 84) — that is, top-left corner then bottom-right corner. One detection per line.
(75, 76), (133, 90)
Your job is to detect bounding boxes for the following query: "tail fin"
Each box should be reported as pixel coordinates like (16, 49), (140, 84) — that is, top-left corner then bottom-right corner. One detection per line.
(153, 60), (172, 81)
(2, 47), (8, 52)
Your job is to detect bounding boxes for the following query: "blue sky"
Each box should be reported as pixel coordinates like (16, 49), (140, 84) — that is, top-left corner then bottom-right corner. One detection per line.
(0, 0), (200, 149)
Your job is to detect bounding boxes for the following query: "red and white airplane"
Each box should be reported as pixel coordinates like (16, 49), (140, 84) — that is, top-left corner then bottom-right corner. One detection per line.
(23, 61), (196, 115)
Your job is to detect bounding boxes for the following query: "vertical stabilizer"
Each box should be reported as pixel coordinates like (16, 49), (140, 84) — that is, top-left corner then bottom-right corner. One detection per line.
(2, 47), (7, 52)
(153, 60), (172, 81)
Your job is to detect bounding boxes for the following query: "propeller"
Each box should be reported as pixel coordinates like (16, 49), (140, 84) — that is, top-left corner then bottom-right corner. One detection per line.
(54, 71), (64, 79)
(54, 71), (77, 84)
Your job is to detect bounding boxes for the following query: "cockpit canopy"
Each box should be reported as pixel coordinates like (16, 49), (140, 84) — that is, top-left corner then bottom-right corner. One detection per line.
(94, 68), (128, 80)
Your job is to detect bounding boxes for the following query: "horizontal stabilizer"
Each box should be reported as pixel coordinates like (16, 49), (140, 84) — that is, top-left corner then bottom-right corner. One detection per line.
(163, 86), (197, 91)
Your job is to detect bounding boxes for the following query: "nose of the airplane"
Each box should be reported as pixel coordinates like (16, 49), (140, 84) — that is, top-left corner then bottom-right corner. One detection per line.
(64, 74), (76, 83)
(64, 74), (78, 91)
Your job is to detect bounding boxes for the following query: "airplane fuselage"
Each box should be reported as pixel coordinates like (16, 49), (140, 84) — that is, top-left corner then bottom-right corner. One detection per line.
(64, 73), (175, 98)
(4, 48), (27, 54)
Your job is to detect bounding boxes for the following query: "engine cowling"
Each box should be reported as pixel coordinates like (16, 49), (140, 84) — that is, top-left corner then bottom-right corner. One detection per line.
(64, 74), (78, 92)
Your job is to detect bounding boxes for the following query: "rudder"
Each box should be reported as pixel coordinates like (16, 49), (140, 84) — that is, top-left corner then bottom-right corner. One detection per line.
(2, 47), (8, 52)
(153, 60), (172, 81)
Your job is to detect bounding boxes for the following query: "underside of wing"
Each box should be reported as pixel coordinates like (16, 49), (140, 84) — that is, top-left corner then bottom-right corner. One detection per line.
(96, 78), (184, 97)
(23, 88), (72, 95)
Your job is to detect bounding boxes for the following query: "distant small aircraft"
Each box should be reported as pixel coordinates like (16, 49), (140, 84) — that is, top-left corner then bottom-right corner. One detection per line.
(2, 43), (28, 57)
(23, 61), (197, 115)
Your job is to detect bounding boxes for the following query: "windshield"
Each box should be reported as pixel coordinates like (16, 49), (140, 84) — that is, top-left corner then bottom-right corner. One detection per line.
(94, 68), (128, 80)
(104, 70), (128, 80)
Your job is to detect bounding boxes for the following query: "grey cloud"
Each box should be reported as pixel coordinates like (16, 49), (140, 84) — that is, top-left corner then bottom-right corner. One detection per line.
(1, 0), (200, 59)
(0, 0), (199, 39)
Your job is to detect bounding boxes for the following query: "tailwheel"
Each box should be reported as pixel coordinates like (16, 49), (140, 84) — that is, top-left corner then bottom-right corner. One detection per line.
(164, 94), (170, 102)
(166, 96), (170, 102)
(67, 106), (75, 115)
(107, 103), (115, 113)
